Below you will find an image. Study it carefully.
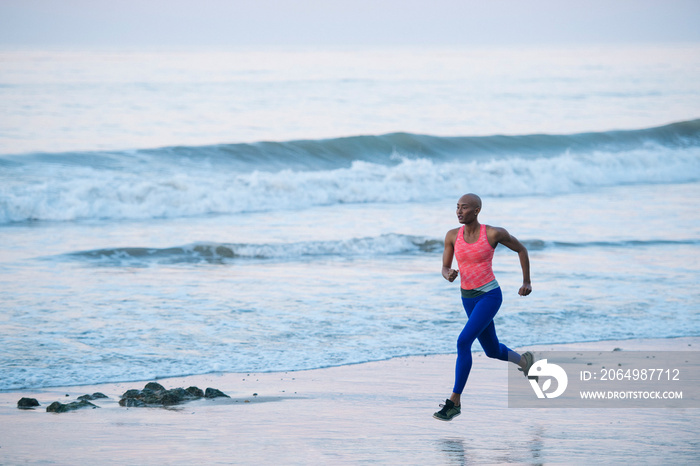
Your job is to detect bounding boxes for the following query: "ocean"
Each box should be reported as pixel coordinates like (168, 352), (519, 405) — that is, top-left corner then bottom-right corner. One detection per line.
(1, 45), (699, 390)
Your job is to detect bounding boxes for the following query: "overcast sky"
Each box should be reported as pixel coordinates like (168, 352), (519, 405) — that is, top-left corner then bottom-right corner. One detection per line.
(1, 0), (699, 48)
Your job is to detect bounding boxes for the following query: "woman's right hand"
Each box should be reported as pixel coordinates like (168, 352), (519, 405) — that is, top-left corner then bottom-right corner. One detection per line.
(443, 267), (459, 282)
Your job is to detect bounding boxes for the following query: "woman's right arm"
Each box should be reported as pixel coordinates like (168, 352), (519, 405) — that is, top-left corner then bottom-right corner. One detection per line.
(442, 229), (459, 282)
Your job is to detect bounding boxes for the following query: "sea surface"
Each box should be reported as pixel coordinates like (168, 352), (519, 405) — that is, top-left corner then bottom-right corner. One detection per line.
(1, 45), (699, 390)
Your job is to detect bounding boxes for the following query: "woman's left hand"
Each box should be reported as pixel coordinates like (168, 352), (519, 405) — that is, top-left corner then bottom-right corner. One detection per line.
(518, 283), (532, 296)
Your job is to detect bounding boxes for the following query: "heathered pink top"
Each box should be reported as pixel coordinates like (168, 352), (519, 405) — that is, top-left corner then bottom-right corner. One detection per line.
(454, 224), (496, 290)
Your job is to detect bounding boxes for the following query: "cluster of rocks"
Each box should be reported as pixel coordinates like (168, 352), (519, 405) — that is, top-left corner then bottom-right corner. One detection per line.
(78, 392), (109, 401)
(119, 382), (229, 407)
(18, 392), (107, 412)
(47, 399), (100, 413)
(17, 383), (230, 412)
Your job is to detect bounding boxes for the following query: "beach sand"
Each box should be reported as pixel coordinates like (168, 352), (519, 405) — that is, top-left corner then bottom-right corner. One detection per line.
(2, 337), (698, 465)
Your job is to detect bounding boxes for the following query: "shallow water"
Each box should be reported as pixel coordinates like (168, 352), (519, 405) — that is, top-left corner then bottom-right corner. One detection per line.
(1, 182), (698, 389)
(1, 45), (699, 389)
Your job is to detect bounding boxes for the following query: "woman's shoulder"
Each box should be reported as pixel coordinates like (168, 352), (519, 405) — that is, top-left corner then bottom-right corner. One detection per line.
(445, 226), (461, 242)
(485, 224), (507, 234)
(485, 225), (509, 245)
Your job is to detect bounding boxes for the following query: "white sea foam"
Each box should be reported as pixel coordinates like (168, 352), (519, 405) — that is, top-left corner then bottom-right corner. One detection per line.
(2, 143), (698, 224)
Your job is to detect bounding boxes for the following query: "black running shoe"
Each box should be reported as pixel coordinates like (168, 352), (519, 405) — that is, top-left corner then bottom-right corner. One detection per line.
(433, 399), (461, 421)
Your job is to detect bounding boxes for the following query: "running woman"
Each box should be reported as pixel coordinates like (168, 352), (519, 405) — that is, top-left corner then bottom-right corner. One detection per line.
(433, 193), (535, 421)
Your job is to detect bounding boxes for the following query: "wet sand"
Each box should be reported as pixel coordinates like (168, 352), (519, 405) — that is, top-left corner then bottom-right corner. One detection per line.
(1, 337), (698, 464)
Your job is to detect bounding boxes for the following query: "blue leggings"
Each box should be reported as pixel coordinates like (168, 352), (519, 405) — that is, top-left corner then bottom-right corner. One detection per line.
(453, 287), (517, 394)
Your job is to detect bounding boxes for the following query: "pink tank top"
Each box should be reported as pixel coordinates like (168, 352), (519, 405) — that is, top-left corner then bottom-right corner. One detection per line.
(454, 224), (496, 290)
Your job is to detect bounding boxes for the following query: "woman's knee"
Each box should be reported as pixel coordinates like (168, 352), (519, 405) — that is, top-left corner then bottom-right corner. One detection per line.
(483, 344), (508, 361)
(456, 335), (474, 354)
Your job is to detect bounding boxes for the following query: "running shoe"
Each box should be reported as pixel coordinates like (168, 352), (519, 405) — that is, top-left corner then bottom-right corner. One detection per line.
(519, 351), (538, 381)
(433, 399), (461, 421)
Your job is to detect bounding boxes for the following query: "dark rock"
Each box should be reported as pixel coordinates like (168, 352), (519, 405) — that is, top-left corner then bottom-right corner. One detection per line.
(186, 386), (204, 398)
(122, 389), (142, 398)
(119, 383), (214, 407)
(205, 388), (230, 399)
(144, 382), (166, 391)
(77, 392), (109, 401)
(159, 391), (179, 406)
(139, 388), (161, 404)
(17, 397), (40, 409)
(161, 388), (188, 406)
(119, 398), (147, 407)
(46, 402), (62, 412)
(46, 399), (99, 413)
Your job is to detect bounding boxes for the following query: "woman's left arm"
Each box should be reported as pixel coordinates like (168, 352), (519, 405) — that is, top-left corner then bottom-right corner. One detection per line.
(489, 226), (532, 296)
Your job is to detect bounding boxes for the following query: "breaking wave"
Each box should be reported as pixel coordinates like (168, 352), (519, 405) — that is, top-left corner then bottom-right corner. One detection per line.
(2, 119), (699, 224)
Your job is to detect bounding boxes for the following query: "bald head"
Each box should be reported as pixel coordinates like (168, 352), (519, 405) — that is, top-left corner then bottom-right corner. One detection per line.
(458, 193), (482, 209)
(456, 193), (482, 224)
